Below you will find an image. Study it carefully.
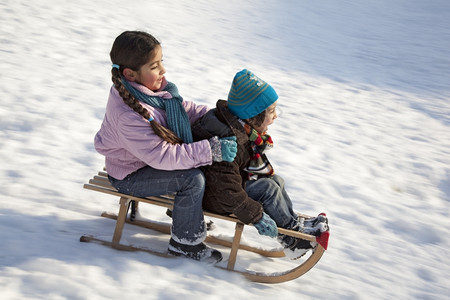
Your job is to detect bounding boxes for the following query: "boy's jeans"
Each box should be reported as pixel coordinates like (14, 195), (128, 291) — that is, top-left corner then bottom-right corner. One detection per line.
(245, 174), (299, 247)
(109, 166), (207, 245)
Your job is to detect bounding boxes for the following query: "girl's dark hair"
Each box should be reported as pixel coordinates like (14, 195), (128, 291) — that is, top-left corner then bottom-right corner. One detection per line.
(110, 31), (182, 144)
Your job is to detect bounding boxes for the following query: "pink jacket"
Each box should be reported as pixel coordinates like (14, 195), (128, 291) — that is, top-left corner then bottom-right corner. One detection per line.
(94, 81), (212, 180)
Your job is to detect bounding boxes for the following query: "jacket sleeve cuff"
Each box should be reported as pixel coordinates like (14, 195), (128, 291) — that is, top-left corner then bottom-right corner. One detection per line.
(208, 136), (222, 162)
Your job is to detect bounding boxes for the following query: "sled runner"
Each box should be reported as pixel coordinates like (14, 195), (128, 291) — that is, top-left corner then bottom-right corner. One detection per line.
(81, 170), (329, 283)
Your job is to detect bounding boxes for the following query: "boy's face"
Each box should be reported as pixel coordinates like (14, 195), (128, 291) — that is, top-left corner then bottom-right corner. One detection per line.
(254, 101), (278, 133)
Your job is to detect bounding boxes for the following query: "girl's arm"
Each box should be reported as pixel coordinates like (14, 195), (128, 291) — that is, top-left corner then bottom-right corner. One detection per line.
(183, 100), (210, 124)
(117, 110), (213, 170)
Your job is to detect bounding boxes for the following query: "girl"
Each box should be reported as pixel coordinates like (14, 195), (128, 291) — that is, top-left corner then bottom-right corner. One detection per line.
(192, 69), (330, 259)
(94, 31), (237, 263)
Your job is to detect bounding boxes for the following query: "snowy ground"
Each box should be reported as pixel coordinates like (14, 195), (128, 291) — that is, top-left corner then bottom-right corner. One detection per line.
(1, 0), (450, 299)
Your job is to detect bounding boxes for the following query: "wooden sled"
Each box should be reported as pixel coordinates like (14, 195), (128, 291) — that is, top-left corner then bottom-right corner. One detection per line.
(81, 170), (329, 284)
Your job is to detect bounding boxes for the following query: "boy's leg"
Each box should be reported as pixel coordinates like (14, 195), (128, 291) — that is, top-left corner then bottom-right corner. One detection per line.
(245, 174), (297, 229)
(245, 175), (309, 249)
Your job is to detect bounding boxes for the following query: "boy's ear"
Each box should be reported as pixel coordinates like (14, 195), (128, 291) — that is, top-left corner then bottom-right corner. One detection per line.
(123, 68), (137, 82)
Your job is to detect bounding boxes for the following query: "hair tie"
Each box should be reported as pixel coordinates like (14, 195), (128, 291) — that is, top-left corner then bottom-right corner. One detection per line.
(112, 64), (120, 69)
(148, 116), (154, 122)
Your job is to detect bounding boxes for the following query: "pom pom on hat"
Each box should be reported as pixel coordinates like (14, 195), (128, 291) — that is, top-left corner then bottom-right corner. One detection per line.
(227, 69), (278, 119)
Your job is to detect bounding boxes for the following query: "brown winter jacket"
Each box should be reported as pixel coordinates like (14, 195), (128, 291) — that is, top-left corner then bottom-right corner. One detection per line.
(192, 100), (264, 224)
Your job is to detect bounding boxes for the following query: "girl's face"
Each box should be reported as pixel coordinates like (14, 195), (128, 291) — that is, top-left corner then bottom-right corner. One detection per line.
(254, 101), (278, 133)
(134, 45), (166, 91)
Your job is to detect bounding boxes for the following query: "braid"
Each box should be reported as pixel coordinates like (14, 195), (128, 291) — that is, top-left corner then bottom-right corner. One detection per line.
(111, 69), (183, 145)
(112, 69), (149, 119)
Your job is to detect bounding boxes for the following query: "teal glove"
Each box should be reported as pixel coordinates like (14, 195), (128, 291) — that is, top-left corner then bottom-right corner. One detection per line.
(219, 136), (237, 162)
(209, 136), (237, 162)
(253, 212), (278, 238)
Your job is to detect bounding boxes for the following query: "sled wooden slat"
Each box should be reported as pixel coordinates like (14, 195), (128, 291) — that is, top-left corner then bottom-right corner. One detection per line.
(81, 169), (326, 283)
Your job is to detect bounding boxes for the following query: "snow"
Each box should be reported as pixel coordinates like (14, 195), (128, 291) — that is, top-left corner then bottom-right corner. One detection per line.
(1, 0), (449, 299)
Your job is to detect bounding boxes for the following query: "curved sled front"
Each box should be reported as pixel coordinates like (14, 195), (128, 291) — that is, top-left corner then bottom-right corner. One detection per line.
(232, 244), (325, 283)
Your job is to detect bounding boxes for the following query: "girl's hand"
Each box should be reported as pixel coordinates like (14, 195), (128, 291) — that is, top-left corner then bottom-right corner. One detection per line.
(209, 136), (237, 162)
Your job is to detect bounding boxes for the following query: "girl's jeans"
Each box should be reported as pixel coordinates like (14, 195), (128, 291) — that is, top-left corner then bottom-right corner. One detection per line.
(109, 166), (207, 245)
(245, 174), (299, 247)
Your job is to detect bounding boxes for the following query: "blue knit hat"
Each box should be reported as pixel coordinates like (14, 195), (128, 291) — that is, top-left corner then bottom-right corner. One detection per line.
(227, 69), (278, 119)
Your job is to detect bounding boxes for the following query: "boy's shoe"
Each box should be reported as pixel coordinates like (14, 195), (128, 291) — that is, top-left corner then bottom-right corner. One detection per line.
(168, 238), (223, 263)
(284, 213), (330, 259)
(301, 213), (328, 228)
(300, 213), (329, 236)
(302, 222), (329, 237)
(284, 238), (317, 260)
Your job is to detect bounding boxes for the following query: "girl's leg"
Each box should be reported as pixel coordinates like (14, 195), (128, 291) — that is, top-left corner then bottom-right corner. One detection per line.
(109, 166), (206, 245)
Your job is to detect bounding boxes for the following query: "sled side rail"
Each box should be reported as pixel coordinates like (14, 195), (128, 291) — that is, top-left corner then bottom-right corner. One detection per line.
(82, 170), (326, 283)
(85, 173), (317, 242)
(84, 181), (252, 226)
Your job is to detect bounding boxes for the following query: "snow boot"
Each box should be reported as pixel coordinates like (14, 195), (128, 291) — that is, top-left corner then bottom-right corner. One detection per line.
(168, 238), (223, 263)
(284, 213), (330, 259)
(301, 213), (328, 228)
(284, 238), (317, 260)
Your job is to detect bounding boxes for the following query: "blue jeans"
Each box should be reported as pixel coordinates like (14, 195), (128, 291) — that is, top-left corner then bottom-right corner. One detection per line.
(245, 175), (299, 247)
(109, 166), (207, 245)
